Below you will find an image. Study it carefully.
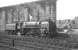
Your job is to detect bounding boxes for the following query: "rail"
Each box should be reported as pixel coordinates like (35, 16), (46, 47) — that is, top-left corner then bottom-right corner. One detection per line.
(0, 34), (74, 50)
(0, 38), (71, 50)
(0, 44), (21, 50)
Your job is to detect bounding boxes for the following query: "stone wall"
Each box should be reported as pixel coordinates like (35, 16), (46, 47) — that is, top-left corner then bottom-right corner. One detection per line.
(1, 0), (56, 23)
(0, 10), (5, 31)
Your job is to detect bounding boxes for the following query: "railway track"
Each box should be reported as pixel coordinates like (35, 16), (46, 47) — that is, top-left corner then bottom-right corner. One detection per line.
(0, 33), (77, 50)
(0, 37), (70, 50)
(0, 44), (20, 50)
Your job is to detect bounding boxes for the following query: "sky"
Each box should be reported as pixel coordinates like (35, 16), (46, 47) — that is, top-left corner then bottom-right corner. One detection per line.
(57, 0), (78, 20)
(0, 0), (78, 20)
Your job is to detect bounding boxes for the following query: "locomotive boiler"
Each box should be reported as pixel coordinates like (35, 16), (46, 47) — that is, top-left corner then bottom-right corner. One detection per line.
(22, 21), (49, 36)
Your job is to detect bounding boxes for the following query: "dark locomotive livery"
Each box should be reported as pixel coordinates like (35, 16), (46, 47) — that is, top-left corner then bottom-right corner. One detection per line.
(5, 19), (56, 37)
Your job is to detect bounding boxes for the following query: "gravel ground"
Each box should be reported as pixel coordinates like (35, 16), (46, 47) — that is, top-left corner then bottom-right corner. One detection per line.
(0, 31), (78, 50)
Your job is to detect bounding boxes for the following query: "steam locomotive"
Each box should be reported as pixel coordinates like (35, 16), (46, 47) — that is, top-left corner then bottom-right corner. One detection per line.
(5, 19), (56, 38)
